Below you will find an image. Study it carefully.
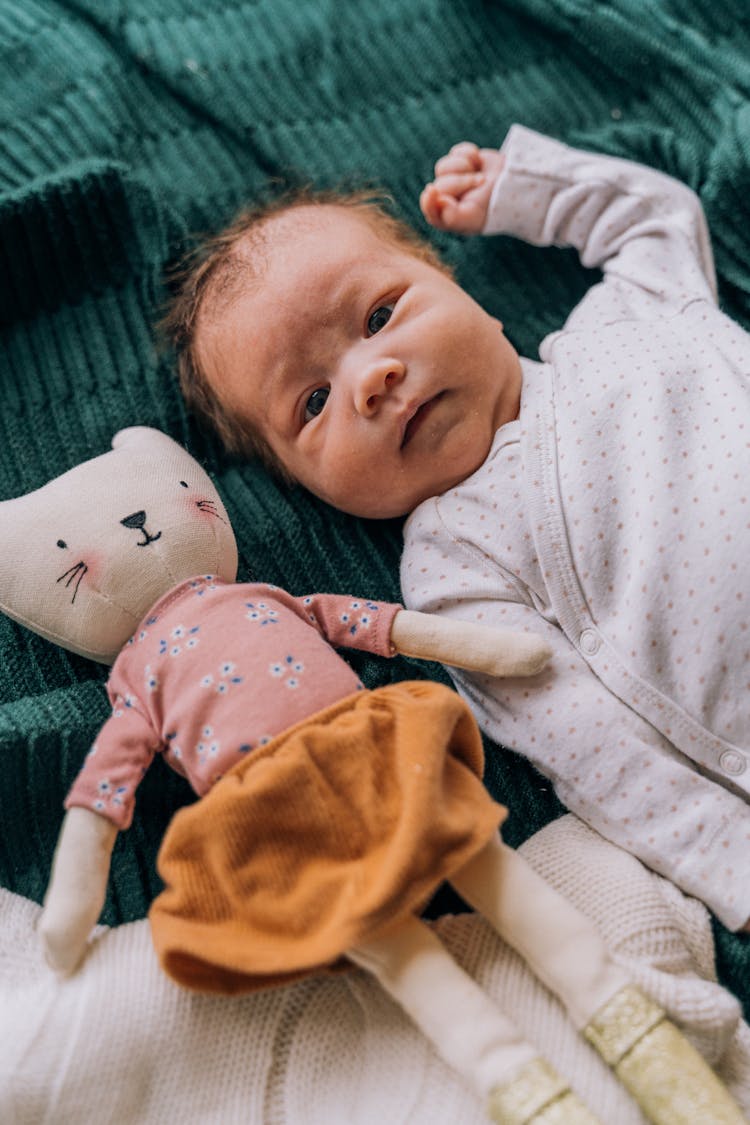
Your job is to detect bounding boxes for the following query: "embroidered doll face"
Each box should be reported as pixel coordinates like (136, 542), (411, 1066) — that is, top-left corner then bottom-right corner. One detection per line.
(0, 427), (238, 662)
(194, 205), (522, 518)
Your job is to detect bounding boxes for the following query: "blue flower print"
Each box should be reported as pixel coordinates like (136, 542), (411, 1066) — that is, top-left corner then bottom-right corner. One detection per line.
(190, 576), (218, 597)
(93, 778), (128, 813)
(344, 600), (378, 636)
(270, 655), (305, 688)
(245, 601), (279, 626)
(145, 665), (159, 693)
(200, 662), (243, 693)
(196, 726), (220, 763)
(159, 624), (200, 657)
(134, 617), (158, 647)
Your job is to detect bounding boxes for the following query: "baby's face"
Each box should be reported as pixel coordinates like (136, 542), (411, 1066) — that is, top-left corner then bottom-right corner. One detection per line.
(197, 206), (521, 518)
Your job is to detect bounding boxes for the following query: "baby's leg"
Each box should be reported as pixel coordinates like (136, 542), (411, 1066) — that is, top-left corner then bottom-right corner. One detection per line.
(349, 914), (601, 1123)
(451, 835), (746, 1125)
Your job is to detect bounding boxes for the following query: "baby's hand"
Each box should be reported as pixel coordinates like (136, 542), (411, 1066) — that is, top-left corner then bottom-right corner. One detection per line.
(420, 142), (506, 234)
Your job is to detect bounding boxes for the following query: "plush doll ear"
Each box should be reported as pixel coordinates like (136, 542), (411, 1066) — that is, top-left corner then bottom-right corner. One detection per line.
(0, 429), (238, 663)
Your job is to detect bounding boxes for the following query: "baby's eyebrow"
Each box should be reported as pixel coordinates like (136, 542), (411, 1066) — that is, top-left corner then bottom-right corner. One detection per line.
(319, 273), (364, 323)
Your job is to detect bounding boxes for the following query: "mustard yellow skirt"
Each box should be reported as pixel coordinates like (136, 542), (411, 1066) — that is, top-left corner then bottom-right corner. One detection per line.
(149, 680), (506, 994)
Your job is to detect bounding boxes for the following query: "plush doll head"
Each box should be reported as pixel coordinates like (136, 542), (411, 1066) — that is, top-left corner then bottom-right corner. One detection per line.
(0, 427), (238, 663)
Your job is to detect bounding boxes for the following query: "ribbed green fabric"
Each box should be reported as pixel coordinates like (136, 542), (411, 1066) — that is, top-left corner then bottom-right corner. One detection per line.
(2, 0), (749, 1011)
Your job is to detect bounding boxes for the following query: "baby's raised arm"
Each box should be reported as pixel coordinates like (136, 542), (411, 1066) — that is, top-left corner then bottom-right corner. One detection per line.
(423, 125), (717, 322)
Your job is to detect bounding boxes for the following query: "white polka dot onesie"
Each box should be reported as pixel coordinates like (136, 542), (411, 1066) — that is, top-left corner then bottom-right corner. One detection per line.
(401, 126), (750, 930)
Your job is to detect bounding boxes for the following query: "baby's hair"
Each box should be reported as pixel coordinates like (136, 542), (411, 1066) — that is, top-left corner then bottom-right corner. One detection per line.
(158, 188), (453, 477)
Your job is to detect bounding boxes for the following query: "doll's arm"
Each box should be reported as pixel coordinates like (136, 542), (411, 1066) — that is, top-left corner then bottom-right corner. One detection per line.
(39, 806), (118, 975)
(390, 609), (552, 677)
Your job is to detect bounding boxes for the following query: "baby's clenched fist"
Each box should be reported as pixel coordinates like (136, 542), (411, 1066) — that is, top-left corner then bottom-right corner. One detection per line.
(420, 141), (506, 234)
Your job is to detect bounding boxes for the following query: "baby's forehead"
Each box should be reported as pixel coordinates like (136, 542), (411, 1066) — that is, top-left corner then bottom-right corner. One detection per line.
(236, 204), (409, 298)
(198, 200), (426, 348)
(253, 201), (401, 259)
(263, 201), (354, 237)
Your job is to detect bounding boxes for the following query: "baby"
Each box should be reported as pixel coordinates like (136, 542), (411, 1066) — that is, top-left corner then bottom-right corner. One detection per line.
(162, 126), (750, 934)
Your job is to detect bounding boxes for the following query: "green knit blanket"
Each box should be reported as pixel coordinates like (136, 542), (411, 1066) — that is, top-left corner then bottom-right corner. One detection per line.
(1, 0), (748, 1011)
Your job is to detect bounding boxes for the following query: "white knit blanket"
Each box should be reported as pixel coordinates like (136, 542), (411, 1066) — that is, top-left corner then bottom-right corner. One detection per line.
(2, 815), (749, 1124)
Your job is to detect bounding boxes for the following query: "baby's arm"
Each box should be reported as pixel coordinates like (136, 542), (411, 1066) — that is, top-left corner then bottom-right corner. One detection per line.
(423, 126), (716, 318)
(487, 125), (716, 318)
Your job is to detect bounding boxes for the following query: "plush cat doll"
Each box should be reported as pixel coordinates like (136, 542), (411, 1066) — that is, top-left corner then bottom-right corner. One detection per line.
(3, 428), (742, 1125)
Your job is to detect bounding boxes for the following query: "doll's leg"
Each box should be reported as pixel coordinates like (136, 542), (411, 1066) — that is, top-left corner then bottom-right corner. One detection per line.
(451, 835), (746, 1125)
(349, 914), (602, 1124)
(449, 834), (629, 1028)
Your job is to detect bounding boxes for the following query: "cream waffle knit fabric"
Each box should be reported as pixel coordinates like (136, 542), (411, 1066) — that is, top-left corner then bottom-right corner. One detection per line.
(2, 815), (748, 1125)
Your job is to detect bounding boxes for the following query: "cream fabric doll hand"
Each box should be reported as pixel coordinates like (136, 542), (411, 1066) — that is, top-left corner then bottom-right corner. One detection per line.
(390, 610), (551, 677)
(420, 141), (506, 233)
(39, 807), (118, 975)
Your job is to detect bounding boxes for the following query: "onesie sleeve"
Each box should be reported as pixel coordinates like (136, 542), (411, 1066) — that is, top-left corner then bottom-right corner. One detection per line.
(64, 692), (160, 830)
(483, 124), (717, 327)
(402, 499), (750, 932)
(292, 593), (402, 657)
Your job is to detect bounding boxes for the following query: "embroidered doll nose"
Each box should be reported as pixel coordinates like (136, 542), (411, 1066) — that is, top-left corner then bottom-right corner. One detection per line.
(121, 510), (162, 547)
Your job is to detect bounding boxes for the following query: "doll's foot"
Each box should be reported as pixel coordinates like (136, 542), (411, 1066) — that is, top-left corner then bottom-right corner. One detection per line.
(487, 1057), (602, 1124)
(583, 985), (746, 1124)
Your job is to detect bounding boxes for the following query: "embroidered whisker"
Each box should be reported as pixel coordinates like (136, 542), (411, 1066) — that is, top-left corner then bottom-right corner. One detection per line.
(196, 499), (226, 523)
(57, 561), (87, 603)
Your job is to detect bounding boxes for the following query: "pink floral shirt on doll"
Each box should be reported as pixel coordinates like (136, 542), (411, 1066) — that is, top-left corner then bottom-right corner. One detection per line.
(65, 577), (401, 829)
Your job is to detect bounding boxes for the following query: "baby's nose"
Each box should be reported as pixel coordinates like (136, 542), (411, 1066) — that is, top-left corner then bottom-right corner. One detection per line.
(354, 359), (405, 415)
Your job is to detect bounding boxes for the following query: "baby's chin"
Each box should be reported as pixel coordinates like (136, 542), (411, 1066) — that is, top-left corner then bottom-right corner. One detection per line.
(312, 464), (483, 521)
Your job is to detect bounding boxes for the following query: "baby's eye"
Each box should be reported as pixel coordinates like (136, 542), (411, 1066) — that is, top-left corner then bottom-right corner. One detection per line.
(367, 304), (394, 335)
(304, 387), (330, 423)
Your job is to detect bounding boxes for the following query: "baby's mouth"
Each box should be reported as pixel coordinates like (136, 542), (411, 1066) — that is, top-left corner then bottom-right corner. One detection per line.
(401, 392), (445, 448)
